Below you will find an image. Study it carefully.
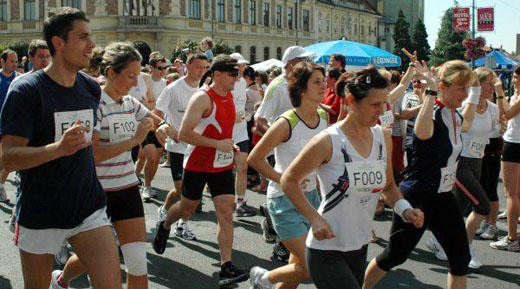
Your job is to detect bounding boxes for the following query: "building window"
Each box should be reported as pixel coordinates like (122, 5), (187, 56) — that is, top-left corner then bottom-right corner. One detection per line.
(276, 5), (281, 28)
(250, 46), (256, 63)
(235, 45), (242, 54)
(61, 0), (81, 8)
(234, 0), (241, 24)
(188, 0), (201, 19)
(217, 0), (225, 22)
(24, 0), (36, 21)
(264, 46), (269, 60)
(0, 0), (6, 21)
(263, 2), (269, 26)
(276, 47), (282, 60)
(303, 9), (310, 32)
(249, 0), (256, 25)
(287, 7), (293, 29)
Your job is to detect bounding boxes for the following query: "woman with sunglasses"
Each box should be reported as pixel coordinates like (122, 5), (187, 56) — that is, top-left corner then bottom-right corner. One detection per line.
(247, 62), (329, 289)
(278, 66), (423, 289)
(364, 60), (480, 289)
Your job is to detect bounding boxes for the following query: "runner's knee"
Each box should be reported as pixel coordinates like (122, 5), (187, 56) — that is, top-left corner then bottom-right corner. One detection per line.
(121, 242), (147, 276)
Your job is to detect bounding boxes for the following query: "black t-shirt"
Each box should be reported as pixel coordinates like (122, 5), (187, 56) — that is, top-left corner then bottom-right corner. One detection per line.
(0, 70), (106, 229)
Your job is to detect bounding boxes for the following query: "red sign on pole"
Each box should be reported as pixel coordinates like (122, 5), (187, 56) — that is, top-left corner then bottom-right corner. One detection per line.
(477, 8), (494, 31)
(453, 8), (470, 32)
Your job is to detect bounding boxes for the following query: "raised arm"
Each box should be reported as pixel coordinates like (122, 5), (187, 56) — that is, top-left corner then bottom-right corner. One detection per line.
(461, 72), (481, 133)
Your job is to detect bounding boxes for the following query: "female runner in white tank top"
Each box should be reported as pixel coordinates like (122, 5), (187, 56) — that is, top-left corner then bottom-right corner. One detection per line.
(279, 67), (424, 289)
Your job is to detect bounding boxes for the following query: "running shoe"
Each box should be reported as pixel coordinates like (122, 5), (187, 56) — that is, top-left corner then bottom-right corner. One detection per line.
(497, 211), (507, 219)
(157, 205), (168, 222)
(425, 237), (448, 261)
(50, 270), (67, 289)
(159, 161), (170, 168)
(272, 241), (290, 263)
(141, 186), (155, 202)
(480, 224), (498, 240)
(175, 221), (197, 240)
(218, 262), (249, 287)
(261, 218), (276, 243)
(236, 201), (256, 217)
(0, 184), (9, 203)
(152, 221), (171, 254)
(249, 266), (272, 289)
(468, 248), (483, 270)
(55, 245), (69, 267)
(490, 236), (520, 252)
(476, 222), (489, 235)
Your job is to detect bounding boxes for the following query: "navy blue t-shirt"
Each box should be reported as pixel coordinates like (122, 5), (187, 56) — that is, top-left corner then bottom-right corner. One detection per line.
(0, 70), (106, 229)
(0, 71), (17, 108)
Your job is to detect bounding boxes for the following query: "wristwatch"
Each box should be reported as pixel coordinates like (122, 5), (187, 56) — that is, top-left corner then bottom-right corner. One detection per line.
(425, 89), (438, 96)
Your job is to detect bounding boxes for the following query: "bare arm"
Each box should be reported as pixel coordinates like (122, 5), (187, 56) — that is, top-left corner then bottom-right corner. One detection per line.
(399, 105), (422, 120)
(461, 75), (481, 133)
(255, 117), (270, 135)
(247, 118), (289, 183)
(495, 79), (520, 120)
(387, 65), (415, 105)
(143, 74), (156, 110)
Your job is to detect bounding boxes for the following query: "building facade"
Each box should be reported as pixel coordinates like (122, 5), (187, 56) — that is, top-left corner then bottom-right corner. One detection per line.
(0, 0), (380, 62)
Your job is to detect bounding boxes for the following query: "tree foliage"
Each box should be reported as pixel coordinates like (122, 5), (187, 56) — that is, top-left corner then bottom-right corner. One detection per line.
(171, 39), (234, 62)
(430, 7), (468, 66)
(392, 10), (412, 70)
(411, 19), (430, 62)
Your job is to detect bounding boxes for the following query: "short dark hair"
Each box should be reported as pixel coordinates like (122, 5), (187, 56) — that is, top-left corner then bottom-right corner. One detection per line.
(28, 39), (49, 57)
(331, 54), (346, 68)
(255, 71), (268, 84)
(390, 70), (401, 84)
(201, 37), (214, 48)
(346, 66), (389, 102)
(43, 7), (89, 56)
(243, 66), (255, 81)
(335, 72), (354, 98)
(100, 42), (142, 76)
(288, 62), (325, 107)
(327, 68), (341, 80)
(149, 51), (166, 67)
(210, 54), (237, 72)
(0, 49), (16, 62)
(187, 53), (208, 65)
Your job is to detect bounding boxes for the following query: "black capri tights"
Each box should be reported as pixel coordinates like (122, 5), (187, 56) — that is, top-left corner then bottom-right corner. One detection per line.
(454, 157), (490, 216)
(376, 192), (470, 276)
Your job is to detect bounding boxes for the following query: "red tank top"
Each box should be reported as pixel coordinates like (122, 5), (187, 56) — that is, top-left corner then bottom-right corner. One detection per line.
(183, 87), (236, 172)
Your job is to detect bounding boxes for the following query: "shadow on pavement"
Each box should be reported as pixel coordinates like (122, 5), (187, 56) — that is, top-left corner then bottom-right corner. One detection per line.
(0, 275), (12, 289)
(375, 269), (443, 289)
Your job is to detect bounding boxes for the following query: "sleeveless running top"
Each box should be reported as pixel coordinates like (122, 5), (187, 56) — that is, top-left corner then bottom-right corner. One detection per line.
(128, 74), (147, 103)
(503, 94), (520, 143)
(232, 77), (249, 143)
(400, 100), (462, 194)
(307, 124), (387, 252)
(267, 109), (328, 199)
(459, 100), (492, 159)
(183, 87), (236, 172)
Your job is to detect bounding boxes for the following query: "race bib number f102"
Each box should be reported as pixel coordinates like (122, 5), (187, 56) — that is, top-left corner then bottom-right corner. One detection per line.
(54, 109), (94, 142)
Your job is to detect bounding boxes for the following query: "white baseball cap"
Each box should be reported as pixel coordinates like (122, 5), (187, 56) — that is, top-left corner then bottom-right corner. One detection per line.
(230, 53), (250, 64)
(282, 46), (316, 64)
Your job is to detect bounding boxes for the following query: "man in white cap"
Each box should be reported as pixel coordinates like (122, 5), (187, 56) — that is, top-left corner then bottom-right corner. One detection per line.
(252, 45), (313, 261)
(229, 53), (256, 217)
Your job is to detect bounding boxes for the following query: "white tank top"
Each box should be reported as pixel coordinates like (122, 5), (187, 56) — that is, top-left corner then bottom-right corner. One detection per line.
(232, 77), (249, 143)
(267, 109), (328, 199)
(306, 124), (387, 252)
(503, 94), (520, 143)
(460, 101), (492, 159)
(128, 74), (147, 103)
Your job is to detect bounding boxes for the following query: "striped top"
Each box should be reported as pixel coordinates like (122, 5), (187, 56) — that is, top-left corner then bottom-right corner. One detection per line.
(95, 91), (149, 192)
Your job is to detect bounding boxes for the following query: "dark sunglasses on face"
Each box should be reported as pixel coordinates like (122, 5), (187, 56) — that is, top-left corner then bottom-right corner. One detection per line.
(155, 66), (167, 71)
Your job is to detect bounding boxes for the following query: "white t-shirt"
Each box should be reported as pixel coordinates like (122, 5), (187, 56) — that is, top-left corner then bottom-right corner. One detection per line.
(254, 75), (292, 125)
(232, 77), (249, 143)
(128, 74), (147, 103)
(156, 76), (199, 154)
(152, 77), (167, 102)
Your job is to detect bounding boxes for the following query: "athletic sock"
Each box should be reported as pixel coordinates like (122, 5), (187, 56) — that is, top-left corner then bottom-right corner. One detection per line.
(259, 271), (272, 287)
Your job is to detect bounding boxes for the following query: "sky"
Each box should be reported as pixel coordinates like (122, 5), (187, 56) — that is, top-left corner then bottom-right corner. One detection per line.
(424, 0), (520, 54)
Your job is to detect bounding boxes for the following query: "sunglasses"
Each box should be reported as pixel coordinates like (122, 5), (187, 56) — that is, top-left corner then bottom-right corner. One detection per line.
(227, 70), (239, 77)
(155, 66), (168, 71)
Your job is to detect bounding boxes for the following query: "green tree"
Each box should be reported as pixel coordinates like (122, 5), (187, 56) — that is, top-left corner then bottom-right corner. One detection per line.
(8, 40), (29, 61)
(171, 40), (199, 62)
(213, 40), (233, 55)
(430, 7), (468, 66)
(411, 19), (430, 61)
(392, 9), (412, 69)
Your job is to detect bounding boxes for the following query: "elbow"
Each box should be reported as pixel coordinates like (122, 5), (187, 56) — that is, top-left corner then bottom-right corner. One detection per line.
(414, 130), (432, 141)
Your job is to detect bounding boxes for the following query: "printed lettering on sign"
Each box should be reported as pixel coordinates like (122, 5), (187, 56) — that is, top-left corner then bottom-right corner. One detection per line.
(346, 160), (386, 193)
(106, 113), (138, 143)
(214, 150), (233, 168)
(54, 109), (94, 142)
(469, 138), (486, 158)
(438, 162), (458, 193)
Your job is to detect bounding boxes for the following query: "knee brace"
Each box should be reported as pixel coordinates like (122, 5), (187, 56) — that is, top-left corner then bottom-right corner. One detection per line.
(121, 242), (147, 276)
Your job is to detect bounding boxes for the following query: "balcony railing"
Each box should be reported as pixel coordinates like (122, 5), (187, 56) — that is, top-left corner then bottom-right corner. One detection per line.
(119, 16), (159, 30)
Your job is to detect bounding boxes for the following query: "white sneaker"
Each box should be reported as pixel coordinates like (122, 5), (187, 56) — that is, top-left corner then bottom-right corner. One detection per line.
(249, 266), (272, 289)
(468, 248), (483, 269)
(425, 237), (448, 261)
(475, 222), (489, 235)
(141, 186), (154, 202)
(50, 270), (67, 289)
(0, 184), (9, 203)
(175, 221), (197, 240)
(498, 211), (507, 219)
(480, 224), (498, 240)
(54, 245), (69, 266)
(157, 205), (167, 222)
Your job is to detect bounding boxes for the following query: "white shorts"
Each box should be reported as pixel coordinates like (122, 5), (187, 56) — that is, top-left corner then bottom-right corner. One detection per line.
(15, 207), (111, 255)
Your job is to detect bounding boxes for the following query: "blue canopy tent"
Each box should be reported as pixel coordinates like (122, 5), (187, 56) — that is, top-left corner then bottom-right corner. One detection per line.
(304, 40), (401, 68)
(472, 50), (519, 70)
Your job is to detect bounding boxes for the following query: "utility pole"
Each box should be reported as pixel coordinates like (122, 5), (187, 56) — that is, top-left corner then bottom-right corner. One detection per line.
(211, 0), (215, 39)
(471, 0), (476, 68)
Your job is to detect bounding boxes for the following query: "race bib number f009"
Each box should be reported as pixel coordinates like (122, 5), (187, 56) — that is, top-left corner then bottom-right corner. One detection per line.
(214, 150), (233, 168)
(438, 162), (458, 193)
(54, 109), (94, 142)
(346, 160), (386, 193)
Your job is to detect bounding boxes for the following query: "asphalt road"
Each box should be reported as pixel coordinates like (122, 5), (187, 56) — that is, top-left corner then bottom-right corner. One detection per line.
(0, 167), (519, 289)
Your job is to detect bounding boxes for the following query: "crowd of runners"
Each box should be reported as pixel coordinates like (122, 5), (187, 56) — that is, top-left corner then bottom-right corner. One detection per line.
(0, 6), (519, 289)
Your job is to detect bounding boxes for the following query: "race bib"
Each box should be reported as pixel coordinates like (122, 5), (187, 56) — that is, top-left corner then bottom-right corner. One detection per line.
(379, 110), (394, 127)
(54, 109), (94, 142)
(213, 150), (233, 168)
(107, 113), (138, 143)
(469, 138), (486, 158)
(346, 160), (386, 193)
(438, 162), (458, 193)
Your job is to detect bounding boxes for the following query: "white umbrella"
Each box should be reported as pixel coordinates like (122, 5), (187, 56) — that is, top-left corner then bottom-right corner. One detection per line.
(251, 59), (284, 72)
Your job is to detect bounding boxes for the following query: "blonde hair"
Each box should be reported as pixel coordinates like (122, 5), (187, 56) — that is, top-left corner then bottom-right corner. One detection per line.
(474, 67), (495, 83)
(438, 60), (473, 86)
